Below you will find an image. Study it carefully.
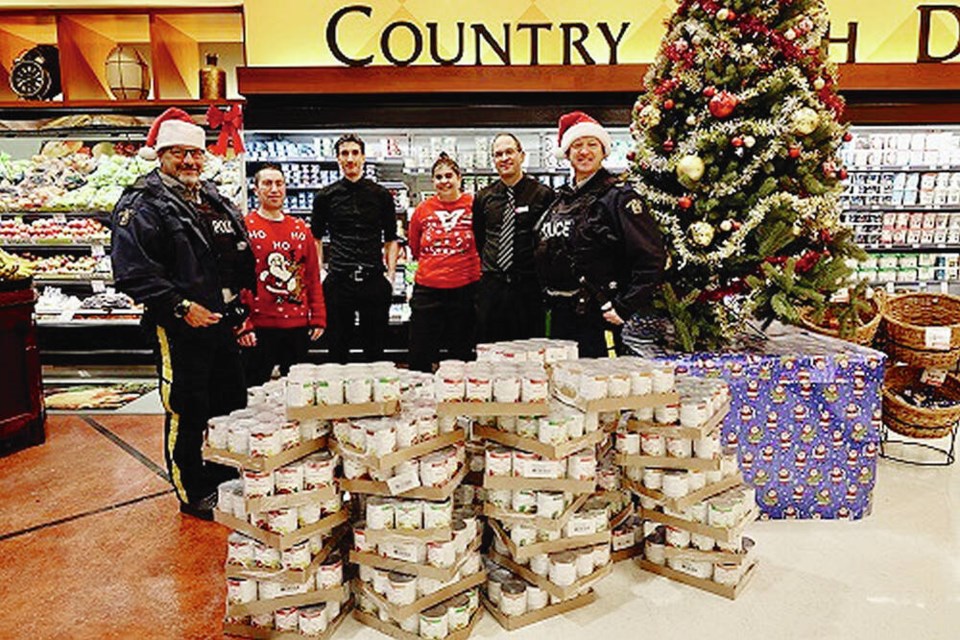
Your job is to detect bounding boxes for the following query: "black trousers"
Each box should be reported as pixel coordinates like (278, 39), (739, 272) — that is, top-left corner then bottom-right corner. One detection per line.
(545, 296), (622, 359)
(154, 323), (244, 504)
(242, 326), (311, 386)
(475, 273), (545, 343)
(408, 282), (478, 372)
(322, 272), (392, 363)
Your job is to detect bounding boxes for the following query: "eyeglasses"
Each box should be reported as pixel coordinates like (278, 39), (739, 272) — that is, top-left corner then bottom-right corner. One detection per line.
(164, 147), (206, 160)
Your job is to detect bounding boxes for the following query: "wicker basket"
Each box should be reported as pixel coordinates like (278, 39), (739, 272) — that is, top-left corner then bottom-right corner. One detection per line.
(799, 289), (885, 346)
(882, 365), (960, 439)
(881, 292), (960, 368)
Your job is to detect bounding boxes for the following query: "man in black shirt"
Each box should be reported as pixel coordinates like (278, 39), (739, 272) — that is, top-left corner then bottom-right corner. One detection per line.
(312, 134), (399, 363)
(473, 133), (555, 342)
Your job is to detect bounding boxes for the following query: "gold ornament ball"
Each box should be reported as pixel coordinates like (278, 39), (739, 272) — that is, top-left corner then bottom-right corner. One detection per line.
(104, 45), (150, 100)
(689, 221), (715, 247)
(676, 154), (706, 182)
(792, 107), (820, 136)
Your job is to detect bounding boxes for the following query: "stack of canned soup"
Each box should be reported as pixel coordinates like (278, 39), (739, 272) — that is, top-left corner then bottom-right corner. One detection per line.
(285, 361), (409, 409)
(434, 359), (551, 406)
(474, 339), (579, 367)
(641, 486), (758, 587)
(212, 402), (349, 634)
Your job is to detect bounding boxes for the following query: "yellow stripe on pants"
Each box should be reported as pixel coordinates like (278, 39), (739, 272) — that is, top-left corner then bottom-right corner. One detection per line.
(157, 326), (187, 502)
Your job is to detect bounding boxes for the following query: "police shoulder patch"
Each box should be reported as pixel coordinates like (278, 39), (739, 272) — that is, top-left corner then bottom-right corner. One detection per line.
(627, 199), (645, 216)
(117, 208), (135, 226)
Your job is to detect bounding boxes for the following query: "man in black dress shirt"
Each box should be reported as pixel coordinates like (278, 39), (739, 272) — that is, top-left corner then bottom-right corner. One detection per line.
(473, 133), (555, 342)
(312, 134), (399, 362)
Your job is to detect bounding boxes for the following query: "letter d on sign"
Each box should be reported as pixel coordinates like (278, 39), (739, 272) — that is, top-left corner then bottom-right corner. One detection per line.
(918, 5), (960, 62)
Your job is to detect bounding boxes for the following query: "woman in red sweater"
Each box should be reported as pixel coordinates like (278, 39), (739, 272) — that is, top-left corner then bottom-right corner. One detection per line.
(407, 153), (480, 372)
(240, 164), (326, 384)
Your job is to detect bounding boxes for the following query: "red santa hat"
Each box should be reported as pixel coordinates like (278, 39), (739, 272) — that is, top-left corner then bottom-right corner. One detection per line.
(555, 110), (612, 159)
(138, 108), (205, 160)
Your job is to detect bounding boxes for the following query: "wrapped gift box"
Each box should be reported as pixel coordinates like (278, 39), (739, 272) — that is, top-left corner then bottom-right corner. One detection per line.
(628, 323), (885, 520)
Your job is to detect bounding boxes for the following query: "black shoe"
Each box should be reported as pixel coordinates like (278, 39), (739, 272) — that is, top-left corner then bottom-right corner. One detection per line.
(179, 492), (217, 521)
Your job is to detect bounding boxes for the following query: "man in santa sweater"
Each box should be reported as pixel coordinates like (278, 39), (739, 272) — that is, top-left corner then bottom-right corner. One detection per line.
(240, 164), (326, 384)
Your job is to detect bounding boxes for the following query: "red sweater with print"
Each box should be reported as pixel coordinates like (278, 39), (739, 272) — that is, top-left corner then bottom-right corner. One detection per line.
(408, 193), (481, 288)
(241, 211), (326, 329)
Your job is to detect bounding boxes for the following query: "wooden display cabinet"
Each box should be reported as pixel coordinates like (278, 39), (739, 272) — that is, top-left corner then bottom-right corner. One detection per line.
(0, 7), (243, 104)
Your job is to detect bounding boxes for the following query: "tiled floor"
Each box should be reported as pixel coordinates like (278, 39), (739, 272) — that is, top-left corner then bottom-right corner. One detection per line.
(1, 414), (956, 640)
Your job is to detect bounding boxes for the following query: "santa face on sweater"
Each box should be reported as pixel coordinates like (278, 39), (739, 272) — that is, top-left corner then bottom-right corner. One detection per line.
(259, 251), (304, 305)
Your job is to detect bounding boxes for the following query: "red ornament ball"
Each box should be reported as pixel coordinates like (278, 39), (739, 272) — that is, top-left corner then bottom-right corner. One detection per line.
(663, 139), (676, 152)
(843, 132), (853, 142)
(703, 86), (717, 98)
(678, 196), (693, 209)
(731, 136), (744, 148)
(838, 168), (848, 180)
(708, 91), (739, 119)
(726, 10), (737, 21)
(788, 146), (801, 159)
(626, 150), (636, 161)
(663, 99), (675, 110)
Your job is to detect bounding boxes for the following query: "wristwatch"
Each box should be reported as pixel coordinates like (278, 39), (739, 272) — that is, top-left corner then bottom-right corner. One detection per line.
(173, 299), (192, 319)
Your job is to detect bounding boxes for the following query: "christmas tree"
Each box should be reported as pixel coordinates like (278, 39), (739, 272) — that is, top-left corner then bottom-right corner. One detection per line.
(629, 0), (866, 351)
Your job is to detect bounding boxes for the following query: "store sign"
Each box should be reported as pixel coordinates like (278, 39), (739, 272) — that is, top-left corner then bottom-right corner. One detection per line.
(244, 1), (960, 67)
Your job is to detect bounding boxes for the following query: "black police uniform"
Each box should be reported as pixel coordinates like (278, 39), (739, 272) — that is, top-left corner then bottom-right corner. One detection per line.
(111, 169), (255, 508)
(534, 168), (666, 357)
(312, 177), (396, 363)
(473, 175), (554, 342)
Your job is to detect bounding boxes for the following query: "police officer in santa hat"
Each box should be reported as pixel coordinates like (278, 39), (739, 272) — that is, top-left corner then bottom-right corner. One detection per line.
(111, 107), (255, 520)
(533, 110), (666, 357)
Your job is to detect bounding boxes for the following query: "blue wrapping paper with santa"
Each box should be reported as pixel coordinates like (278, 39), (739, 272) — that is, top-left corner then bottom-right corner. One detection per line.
(649, 325), (885, 520)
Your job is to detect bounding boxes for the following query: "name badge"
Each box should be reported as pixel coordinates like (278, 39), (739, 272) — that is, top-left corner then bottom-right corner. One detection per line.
(515, 206), (529, 213)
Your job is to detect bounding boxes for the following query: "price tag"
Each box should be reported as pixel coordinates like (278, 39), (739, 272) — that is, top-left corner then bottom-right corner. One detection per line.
(91, 245), (105, 257)
(52, 213), (67, 224)
(924, 326), (952, 351)
(920, 368), (948, 387)
(57, 309), (76, 322)
(525, 461), (559, 479)
(387, 471), (421, 496)
(829, 288), (850, 304)
(381, 541), (419, 563)
(92, 280), (106, 293)
(567, 519), (595, 537)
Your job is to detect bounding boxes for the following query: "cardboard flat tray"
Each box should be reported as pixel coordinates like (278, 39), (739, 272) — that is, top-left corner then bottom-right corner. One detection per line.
(214, 509), (349, 550)
(353, 602), (482, 640)
(349, 534), (482, 582)
(224, 526), (347, 585)
(482, 473), (596, 495)
(332, 429), (466, 472)
(227, 585), (348, 617)
(286, 399), (399, 420)
(487, 550), (613, 600)
(473, 424), (607, 459)
(245, 484), (338, 512)
(364, 525), (453, 545)
(436, 400), (548, 417)
(339, 464), (466, 500)
(611, 545), (643, 564)
(662, 545), (750, 565)
(352, 570), (486, 620)
(616, 452), (722, 471)
(224, 597), (352, 639)
(203, 438), (327, 473)
(637, 558), (758, 600)
(483, 493), (590, 533)
(638, 506), (759, 544)
(623, 473), (745, 512)
(553, 390), (681, 413)
(625, 402), (730, 439)
(488, 519), (611, 563)
(481, 590), (597, 630)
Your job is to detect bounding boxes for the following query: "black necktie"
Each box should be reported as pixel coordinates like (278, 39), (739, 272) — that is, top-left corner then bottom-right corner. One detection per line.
(497, 186), (515, 273)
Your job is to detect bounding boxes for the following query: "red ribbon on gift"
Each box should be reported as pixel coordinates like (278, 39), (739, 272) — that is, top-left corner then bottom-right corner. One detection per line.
(206, 104), (245, 157)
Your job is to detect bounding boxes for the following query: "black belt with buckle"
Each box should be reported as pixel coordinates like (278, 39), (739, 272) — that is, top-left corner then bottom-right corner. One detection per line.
(332, 265), (379, 282)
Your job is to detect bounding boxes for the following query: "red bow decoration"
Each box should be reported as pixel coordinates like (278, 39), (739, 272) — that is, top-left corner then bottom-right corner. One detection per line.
(206, 104), (245, 157)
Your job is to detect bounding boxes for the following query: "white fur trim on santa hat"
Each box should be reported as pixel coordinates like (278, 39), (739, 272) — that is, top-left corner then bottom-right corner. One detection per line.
(139, 116), (205, 160)
(555, 121), (612, 160)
